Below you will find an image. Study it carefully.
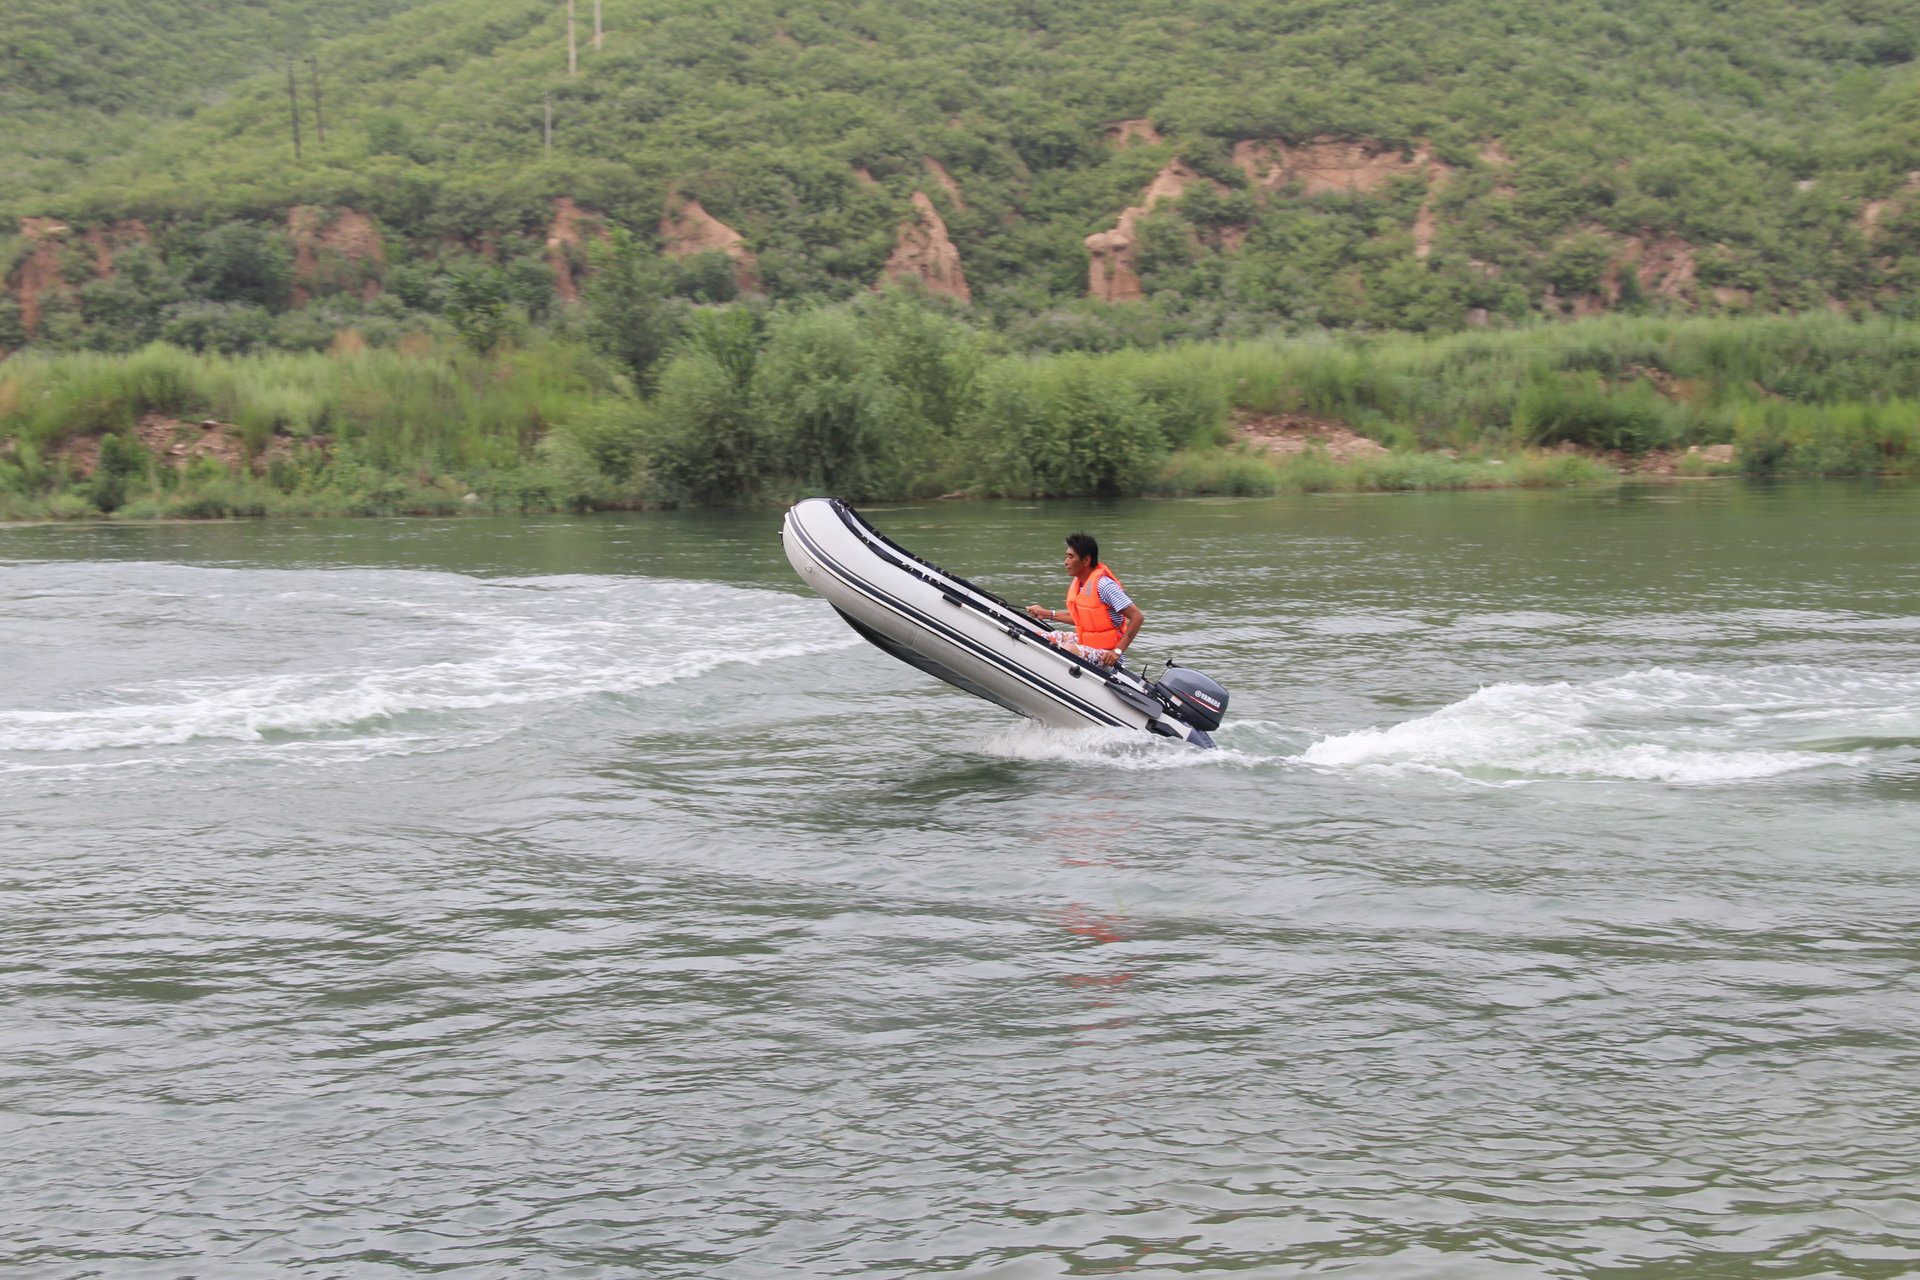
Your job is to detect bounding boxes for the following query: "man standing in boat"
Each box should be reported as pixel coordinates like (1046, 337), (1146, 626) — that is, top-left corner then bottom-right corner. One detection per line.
(1027, 533), (1143, 668)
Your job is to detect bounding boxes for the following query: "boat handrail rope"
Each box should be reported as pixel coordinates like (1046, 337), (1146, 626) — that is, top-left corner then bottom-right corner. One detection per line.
(831, 500), (1029, 616)
(827, 499), (1155, 694)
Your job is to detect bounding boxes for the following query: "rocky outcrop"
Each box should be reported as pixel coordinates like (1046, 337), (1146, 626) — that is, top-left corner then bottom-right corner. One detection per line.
(880, 191), (969, 301)
(1234, 139), (1454, 257)
(1084, 161), (1221, 302)
(287, 206), (386, 303)
(1233, 138), (1446, 197)
(659, 193), (757, 293)
(1087, 139), (1454, 299)
(544, 198), (604, 302)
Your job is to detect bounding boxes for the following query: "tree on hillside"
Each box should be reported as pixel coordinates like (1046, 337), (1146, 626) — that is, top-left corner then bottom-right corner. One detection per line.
(444, 265), (512, 354)
(645, 306), (766, 503)
(583, 228), (681, 391)
(756, 306), (918, 500)
(182, 224), (292, 309)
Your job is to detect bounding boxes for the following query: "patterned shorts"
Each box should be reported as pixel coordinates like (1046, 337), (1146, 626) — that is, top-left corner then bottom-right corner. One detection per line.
(1046, 633), (1118, 665)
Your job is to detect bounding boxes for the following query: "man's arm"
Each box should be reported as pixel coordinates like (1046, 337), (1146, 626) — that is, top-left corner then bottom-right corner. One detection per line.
(1109, 603), (1143, 663)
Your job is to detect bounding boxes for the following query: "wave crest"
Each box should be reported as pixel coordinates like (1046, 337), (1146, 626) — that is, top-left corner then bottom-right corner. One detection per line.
(1298, 666), (1919, 783)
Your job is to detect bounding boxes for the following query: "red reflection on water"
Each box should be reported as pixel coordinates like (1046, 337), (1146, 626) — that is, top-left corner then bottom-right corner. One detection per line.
(1048, 791), (1131, 868)
(1036, 799), (1142, 1042)
(1044, 903), (1137, 1046)
(1051, 902), (1135, 946)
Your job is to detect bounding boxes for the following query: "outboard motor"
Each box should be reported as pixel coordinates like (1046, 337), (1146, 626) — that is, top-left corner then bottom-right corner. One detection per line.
(1154, 666), (1229, 732)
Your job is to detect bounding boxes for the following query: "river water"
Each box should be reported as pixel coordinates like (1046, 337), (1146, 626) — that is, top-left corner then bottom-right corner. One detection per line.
(3, 482), (1917, 1278)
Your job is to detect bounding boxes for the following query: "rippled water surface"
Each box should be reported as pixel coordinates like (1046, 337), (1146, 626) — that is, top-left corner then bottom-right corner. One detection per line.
(4, 483), (1918, 1278)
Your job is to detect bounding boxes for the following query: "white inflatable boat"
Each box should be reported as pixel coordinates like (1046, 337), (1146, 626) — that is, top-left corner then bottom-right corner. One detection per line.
(781, 497), (1228, 747)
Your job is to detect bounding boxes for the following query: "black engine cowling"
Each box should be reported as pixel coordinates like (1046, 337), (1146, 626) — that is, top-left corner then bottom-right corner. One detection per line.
(1154, 666), (1228, 731)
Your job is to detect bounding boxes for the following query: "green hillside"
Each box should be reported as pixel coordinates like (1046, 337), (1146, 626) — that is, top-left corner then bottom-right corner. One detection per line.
(0, 0), (433, 197)
(5, 0), (1920, 354)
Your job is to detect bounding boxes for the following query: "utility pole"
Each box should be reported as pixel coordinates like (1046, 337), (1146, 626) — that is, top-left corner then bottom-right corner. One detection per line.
(544, 90), (553, 154)
(285, 61), (303, 162)
(593, 0), (602, 49)
(307, 58), (326, 145)
(567, 0), (577, 75)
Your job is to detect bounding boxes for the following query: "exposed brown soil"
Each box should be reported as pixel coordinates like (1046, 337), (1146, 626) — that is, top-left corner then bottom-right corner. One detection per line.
(1623, 233), (1697, 300)
(14, 217), (72, 340)
(1105, 119), (1163, 147)
(287, 207), (387, 303)
(1085, 138), (1451, 299)
(1233, 138), (1445, 197)
(1611, 364), (1710, 403)
(881, 191), (970, 301)
(658, 192), (758, 293)
(55, 413), (325, 480)
(7, 217), (148, 346)
(923, 157), (966, 209)
(1554, 231), (1701, 314)
(1861, 170), (1920, 233)
(1085, 160), (1221, 301)
(80, 220), (149, 276)
(1233, 411), (1390, 461)
(1234, 411), (1739, 477)
(1602, 443), (1734, 475)
(544, 197), (604, 303)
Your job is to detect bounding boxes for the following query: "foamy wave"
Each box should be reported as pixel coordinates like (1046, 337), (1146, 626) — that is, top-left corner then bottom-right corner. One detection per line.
(0, 566), (856, 754)
(0, 639), (844, 752)
(1298, 666), (1918, 783)
(979, 721), (1272, 770)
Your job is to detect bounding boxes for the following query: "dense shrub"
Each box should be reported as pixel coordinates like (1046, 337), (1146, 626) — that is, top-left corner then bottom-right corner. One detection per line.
(755, 306), (922, 501)
(641, 308), (766, 503)
(180, 224), (293, 309)
(583, 229), (682, 391)
(6, 313), (1920, 520)
(1515, 373), (1685, 453)
(967, 355), (1167, 496)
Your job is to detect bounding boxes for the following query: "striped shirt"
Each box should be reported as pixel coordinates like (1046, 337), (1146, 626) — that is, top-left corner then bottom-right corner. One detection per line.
(1092, 576), (1133, 634)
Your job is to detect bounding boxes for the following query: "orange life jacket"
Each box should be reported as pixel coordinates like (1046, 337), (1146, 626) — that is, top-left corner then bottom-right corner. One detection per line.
(1066, 564), (1125, 650)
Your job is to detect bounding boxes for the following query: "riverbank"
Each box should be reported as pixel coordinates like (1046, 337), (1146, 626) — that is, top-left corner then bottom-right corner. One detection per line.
(2, 310), (1916, 520)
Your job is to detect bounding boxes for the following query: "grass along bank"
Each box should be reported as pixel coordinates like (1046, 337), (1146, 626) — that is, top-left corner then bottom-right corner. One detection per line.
(0, 335), (634, 519)
(3, 309), (1918, 520)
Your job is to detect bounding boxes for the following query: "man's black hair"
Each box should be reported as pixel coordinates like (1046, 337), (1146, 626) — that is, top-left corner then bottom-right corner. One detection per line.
(1065, 532), (1098, 563)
